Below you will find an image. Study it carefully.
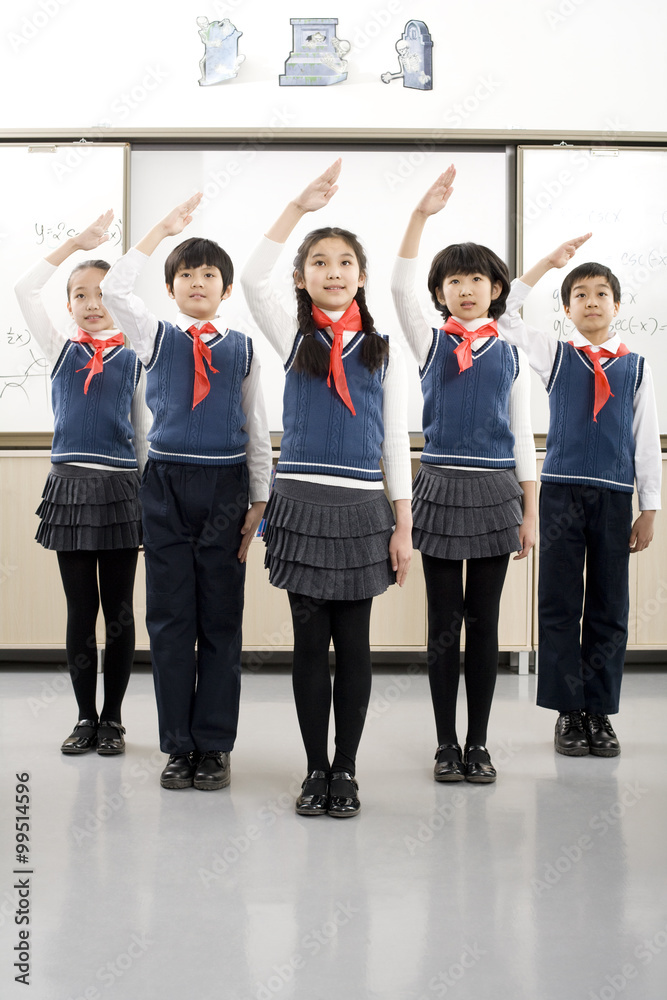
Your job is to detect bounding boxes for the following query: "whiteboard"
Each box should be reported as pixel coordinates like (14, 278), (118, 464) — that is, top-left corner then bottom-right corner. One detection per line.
(0, 144), (127, 433)
(129, 146), (507, 432)
(520, 146), (667, 433)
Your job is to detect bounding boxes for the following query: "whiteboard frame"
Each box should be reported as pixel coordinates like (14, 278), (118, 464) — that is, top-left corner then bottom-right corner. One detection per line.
(0, 142), (130, 447)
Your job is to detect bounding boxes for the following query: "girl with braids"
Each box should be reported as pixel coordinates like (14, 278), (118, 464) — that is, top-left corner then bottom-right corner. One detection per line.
(241, 159), (412, 818)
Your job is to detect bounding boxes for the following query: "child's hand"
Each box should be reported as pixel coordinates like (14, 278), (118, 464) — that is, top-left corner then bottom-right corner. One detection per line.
(75, 210), (114, 251)
(544, 233), (592, 269)
(514, 514), (536, 560)
(629, 510), (655, 552)
(160, 193), (203, 237)
(389, 523), (413, 587)
(414, 165), (456, 217)
(293, 159), (341, 214)
(237, 501), (266, 562)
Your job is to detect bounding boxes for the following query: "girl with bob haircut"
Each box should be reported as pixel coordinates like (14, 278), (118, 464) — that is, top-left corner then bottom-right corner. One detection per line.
(392, 165), (536, 784)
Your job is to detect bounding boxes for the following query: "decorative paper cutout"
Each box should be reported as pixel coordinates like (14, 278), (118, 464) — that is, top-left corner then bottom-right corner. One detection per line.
(197, 16), (245, 86)
(280, 18), (350, 86)
(381, 20), (433, 90)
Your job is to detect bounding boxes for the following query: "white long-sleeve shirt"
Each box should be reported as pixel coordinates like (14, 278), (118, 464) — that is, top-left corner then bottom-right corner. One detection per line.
(240, 235), (412, 501)
(500, 280), (661, 511)
(390, 256), (536, 483)
(101, 247), (272, 504)
(14, 258), (151, 471)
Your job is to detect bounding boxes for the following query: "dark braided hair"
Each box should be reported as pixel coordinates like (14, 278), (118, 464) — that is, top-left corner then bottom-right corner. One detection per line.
(292, 227), (389, 376)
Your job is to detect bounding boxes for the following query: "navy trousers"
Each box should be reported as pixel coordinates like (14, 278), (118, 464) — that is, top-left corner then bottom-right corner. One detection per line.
(537, 483), (633, 715)
(141, 460), (249, 754)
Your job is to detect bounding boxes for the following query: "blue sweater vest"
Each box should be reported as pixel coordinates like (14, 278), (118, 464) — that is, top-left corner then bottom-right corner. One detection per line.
(541, 342), (642, 493)
(51, 342), (141, 467)
(145, 321), (252, 466)
(420, 330), (518, 468)
(277, 330), (387, 481)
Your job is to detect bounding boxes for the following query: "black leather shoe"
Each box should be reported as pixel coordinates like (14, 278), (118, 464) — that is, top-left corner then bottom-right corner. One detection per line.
(61, 720), (98, 754)
(194, 751), (231, 790)
(555, 711), (589, 756)
(584, 714), (621, 757)
(464, 745), (497, 783)
(160, 752), (197, 789)
(97, 720), (126, 755)
(434, 743), (465, 782)
(327, 770), (360, 817)
(296, 770), (329, 815)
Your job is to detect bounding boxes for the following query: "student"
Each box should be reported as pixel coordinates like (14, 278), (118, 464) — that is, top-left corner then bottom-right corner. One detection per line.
(391, 167), (536, 783)
(14, 212), (148, 756)
(102, 195), (272, 790)
(241, 159), (412, 818)
(505, 238), (661, 756)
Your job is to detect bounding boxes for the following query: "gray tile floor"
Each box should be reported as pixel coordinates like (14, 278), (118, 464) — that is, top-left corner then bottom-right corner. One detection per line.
(1, 665), (666, 1000)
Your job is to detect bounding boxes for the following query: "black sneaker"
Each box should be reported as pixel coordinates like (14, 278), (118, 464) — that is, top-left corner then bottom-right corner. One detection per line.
(584, 714), (620, 757)
(554, 711), (589, 756)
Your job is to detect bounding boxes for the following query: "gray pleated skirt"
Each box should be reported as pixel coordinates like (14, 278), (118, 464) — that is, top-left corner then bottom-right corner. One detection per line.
(36, 464), (142, 551)
(263, 479), (396, 600)
(412, 465), (523, 560)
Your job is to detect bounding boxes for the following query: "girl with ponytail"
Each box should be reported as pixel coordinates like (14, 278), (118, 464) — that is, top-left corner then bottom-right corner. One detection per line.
(241, 159), (412, 819)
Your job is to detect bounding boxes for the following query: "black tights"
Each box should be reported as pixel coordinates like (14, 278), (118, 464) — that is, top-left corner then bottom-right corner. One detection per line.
(422, 553), (510, 748)
(288, 593), (374, 775)
(57, 548), (138, 723)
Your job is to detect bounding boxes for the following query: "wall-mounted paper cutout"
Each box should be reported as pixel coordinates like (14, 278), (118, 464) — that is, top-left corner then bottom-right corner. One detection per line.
(197, 17), (245, 86)
(280, 18), (350, 86)
(381, 20), (432, 90)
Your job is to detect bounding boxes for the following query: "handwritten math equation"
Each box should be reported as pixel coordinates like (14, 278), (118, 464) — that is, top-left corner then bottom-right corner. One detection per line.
(34, 219), (123, 249)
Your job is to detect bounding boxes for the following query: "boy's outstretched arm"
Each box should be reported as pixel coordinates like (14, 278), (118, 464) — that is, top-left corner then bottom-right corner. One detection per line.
(397, 165), (456, 259)
(518, 233), (592, 287)
(135, 193), (203, 257)
(265, 158), (341, 244)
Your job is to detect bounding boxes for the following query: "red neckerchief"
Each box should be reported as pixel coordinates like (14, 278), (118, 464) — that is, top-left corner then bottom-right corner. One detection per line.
(188, 323), (220, 409)
(568, 340), (630, 422)
(311, 301), (362, 415)
(443, 317), (498, 373)
(72, 328), (125, 394)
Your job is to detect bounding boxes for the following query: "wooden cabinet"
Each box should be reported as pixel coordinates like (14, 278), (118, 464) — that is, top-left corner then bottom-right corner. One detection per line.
(2, 451), (663, 657)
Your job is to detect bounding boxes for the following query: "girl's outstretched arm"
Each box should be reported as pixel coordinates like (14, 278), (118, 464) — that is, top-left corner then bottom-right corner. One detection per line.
(396, 165), (456, 259)
(265, 158), (341, 244)
(390, 499), (413, 587)
(44, 210), (114, 268)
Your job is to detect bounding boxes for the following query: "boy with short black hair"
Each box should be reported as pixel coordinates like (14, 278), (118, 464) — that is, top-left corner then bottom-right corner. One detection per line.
(103, 194), (272, 789)
(504, 237), (661, 757)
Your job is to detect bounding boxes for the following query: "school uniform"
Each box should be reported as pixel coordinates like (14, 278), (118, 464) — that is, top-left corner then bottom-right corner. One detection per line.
(102, 250), (272, 755)
(501, 290), (662, 715)
(15, 259), (151, 738)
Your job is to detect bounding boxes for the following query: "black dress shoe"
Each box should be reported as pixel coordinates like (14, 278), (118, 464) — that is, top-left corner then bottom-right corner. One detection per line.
(554, 711), (589, 756)
(464, 745), (497, 783)
(160, 752), (197, 789)
(434, 743), (465, 782)
(97, 720), (126, 755)
(584, 714), (621, 757)
(327, 770), (360, 817)
(296, 770), (329, 815)
(61, 720), (98, 754)
(194, 751), (231, 790)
